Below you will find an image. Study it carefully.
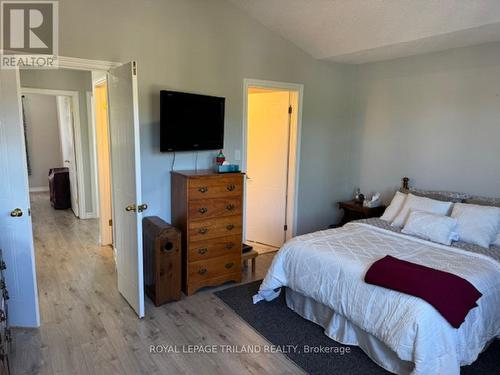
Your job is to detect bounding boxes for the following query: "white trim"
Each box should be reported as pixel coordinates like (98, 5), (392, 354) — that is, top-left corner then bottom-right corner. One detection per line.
(21, 87), (76, 98)
(57, 56), (121, 71)
(94, 76), (107, 86)
(21, 87), (86, 219)
(29, 186), (49, 193)
(242, 79), (304, 241)
(86, 91), (98, 219)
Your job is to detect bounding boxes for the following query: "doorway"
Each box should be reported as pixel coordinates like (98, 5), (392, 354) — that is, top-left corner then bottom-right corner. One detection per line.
(93, 79), (113, 246)
(0, 59), (145, 328)
(21, 88), (83, 218)
(243, 79), (303, 250)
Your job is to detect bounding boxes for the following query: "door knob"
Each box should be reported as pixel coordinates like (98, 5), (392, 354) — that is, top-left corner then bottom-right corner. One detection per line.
(125, 204), (148, 212)
(10, 208), (23, 217)
(125, 204), (136, 212)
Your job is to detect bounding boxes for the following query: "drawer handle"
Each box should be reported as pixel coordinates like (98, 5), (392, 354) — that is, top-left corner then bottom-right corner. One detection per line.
(225, 242), (234, 249)
(198, 186), (208, 193)
(198, 228), (208, 235)
(198, 207), (208, 214)
(225, 204), (235, 211)
(225, 262), (234, 269)
(226, 184), (236, 191)
(198, 268), (207, 275)
(197, 248), (208, 255)
(226, 224), (235, 231)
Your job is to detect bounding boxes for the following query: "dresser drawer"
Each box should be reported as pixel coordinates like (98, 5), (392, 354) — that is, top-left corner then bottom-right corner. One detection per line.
(188, 235), (241, 262)
(188, 254), (241, 284)
(189, 215), (242, 241)
(189, 175), (243, 200)
(189, 197), (242, 221)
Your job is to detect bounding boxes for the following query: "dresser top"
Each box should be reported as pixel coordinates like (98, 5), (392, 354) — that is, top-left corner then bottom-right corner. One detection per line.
(171, 169), (244, 177)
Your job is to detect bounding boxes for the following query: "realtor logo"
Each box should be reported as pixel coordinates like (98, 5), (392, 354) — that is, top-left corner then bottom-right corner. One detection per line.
(1, 1), (58, 68)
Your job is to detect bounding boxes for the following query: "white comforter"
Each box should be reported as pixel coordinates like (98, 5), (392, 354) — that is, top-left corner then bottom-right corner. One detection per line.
(254, 222), (500, 375)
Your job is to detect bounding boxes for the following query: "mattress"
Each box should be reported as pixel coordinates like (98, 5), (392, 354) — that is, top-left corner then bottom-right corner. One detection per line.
(255, 220), (500, 375)
(285, 287), (414, 374)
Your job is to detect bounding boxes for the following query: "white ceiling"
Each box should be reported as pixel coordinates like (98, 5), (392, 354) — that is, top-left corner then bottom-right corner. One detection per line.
(229, 0), (500, 64)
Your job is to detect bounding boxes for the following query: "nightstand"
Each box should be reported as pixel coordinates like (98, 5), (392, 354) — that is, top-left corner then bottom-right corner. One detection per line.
(336, 200), (386, 227)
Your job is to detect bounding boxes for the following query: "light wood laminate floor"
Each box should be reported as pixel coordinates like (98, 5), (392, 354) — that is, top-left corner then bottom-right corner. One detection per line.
(12, 193), (303, 375)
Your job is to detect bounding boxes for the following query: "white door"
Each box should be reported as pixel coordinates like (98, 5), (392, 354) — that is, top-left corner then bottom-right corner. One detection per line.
(246, 91), (290, 248)
(107, 62), (145, 317)
(56, 96), (79, 217)
(0, 69), (40, 327)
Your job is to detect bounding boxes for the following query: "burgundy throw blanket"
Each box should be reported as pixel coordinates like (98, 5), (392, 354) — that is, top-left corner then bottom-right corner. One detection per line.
(365, 255), (482, 328)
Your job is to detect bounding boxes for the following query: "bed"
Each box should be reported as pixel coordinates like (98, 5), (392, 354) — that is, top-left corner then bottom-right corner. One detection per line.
(254, 180), (500, 375)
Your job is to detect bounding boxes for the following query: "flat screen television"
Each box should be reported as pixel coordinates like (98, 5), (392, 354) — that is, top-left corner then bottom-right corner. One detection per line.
(160, 90), (225, 152)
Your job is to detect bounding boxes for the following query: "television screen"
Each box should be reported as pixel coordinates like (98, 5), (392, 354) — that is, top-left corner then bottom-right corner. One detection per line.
(160, 90), (225, 152)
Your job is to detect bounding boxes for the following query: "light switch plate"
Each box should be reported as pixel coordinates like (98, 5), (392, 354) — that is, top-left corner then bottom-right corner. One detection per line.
(234, 149), (241, 161)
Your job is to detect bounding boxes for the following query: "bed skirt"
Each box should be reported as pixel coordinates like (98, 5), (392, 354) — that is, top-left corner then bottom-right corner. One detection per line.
(285, 288), (414, 375)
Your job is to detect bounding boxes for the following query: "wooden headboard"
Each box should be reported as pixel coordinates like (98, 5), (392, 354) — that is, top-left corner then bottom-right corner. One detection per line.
(400, 177), (500, 207)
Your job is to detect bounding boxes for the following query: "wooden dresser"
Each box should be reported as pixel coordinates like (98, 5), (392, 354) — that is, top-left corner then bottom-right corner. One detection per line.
(171, 170), (243, 295)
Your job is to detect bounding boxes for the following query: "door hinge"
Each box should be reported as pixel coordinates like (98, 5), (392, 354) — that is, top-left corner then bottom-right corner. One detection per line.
(132, 61), (137, 76)
(288, 105), (293, 114)
(109, 219), (112, 226)
(284, 224), (288, 231)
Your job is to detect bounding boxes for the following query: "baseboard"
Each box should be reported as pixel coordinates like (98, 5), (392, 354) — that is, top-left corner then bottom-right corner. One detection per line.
(80, 210), (98, 219)
(29, 186), (49, 193)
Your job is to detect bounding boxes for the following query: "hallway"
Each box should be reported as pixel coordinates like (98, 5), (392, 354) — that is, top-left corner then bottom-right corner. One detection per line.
(11, 193), (297, 375)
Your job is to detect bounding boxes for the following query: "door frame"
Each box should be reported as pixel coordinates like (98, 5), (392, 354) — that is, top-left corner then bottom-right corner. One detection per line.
(21, 87), (86, 219)
(242, 78), (304, 242)
(86, 91), (99, 219)
(91, 78), (114, 246)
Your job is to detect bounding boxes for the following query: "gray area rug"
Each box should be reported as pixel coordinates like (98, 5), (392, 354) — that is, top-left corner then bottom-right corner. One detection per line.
(214, 281), (500, 375)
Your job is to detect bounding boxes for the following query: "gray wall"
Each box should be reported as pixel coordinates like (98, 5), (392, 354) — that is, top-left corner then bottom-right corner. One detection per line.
(55, 0), (356, 234)
(20, 69), (94, 214)
(352, 42), (500, 201)
(24, 94), (63, 189)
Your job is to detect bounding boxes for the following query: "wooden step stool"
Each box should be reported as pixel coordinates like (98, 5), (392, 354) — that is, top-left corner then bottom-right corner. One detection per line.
(242, 249), (258, 273)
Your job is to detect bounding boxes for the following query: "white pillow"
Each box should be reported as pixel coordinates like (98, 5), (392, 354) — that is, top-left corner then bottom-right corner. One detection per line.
(451, 203), (500, 248)
(391, 193), (453, 228)
(402, 210), (459, 246)
(380, 191), (407, 222)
